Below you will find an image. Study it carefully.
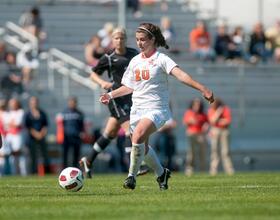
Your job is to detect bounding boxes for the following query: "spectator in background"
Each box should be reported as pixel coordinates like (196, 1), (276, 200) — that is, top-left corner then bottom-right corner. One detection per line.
(161, 16), (176, 44)
(214, 24), (232, 60)
(60, 96), (84, 168)
(154, 118), (177, 171)
(160, 0), (169, 11)
(208, 98), (234, 176)
(3, 98), (27, 175)
(160, 16), (179, 54)
(24, 96), (50, 175)
(19, 9), (33, 31)
(97, 22), (115, 51)
(84, 35), (105, 67)
(183, 98), (208, 176)
(189, 21), (215, 61)
(127, 0), (142, 18)
(266, 20), (280, 63)
(229, 26), (247, 61)
(0, 52), (23, 99)
(19, 6), (43, 39)
(249, 22), (271, 63)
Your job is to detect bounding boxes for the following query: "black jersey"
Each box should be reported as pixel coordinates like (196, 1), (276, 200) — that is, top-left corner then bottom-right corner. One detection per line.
(93, 47), (138, 89)
(93, 47), (138, 121)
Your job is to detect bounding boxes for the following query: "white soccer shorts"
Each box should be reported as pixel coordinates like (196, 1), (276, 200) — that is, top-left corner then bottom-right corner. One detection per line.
(129, 108), (171, 133)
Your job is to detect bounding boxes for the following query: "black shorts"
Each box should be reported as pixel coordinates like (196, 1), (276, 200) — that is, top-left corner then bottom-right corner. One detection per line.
(108, 95), (132, 124)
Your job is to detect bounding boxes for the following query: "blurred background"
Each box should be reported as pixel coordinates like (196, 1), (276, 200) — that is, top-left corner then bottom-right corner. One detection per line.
(0, 0), (279, 177)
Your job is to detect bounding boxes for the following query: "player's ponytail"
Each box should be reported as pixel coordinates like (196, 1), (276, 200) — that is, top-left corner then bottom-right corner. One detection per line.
(136, 23), (169, 49)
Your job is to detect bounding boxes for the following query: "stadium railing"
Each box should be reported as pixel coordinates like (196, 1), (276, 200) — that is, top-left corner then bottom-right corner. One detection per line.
(3, 21), (38, 56)
(47, 48), (101, 115)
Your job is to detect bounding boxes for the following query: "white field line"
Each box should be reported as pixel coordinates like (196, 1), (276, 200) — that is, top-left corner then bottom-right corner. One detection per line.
(139, 185), (280, 189)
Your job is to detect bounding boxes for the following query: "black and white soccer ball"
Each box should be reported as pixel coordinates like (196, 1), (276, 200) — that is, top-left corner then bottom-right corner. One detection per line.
(58, 167), (84, 192)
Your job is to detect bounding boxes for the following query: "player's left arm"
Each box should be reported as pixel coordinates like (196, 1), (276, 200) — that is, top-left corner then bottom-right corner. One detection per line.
(170, 66), (214, 103)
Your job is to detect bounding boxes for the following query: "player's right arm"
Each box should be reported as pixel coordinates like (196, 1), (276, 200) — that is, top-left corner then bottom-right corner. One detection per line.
(100, 54), (135, 104)
(90, 54), (113, 90)
(100, 85), (133, 105)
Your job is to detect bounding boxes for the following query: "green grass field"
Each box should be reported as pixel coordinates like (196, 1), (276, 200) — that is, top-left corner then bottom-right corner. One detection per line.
(0, 172), (280, 220)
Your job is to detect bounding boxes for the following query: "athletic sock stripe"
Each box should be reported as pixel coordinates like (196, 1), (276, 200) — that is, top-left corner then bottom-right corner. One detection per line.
(93, 143), (102, 152)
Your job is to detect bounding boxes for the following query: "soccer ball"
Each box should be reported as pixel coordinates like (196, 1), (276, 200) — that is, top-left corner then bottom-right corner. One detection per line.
(58, 167), (84, 192)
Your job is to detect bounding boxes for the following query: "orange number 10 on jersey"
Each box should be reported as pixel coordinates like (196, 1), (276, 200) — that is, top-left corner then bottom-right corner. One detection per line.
(135, 69), (150, 81)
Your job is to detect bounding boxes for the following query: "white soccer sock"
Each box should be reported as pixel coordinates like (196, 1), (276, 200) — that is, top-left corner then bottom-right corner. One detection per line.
(144, 146), (164, 177)
(128, 143), (145, 177)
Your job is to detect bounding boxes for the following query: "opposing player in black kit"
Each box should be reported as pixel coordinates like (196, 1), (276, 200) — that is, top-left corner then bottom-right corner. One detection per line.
(80, 27), (138, 178)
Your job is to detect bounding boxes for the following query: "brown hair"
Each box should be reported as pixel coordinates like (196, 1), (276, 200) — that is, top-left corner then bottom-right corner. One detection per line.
(212, 97), (224, 109)
(189, 98), (204, 113)
(136, 23), (169, 49)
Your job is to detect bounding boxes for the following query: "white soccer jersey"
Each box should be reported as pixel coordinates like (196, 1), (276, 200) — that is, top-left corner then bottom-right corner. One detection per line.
(121, 51), (177, 109)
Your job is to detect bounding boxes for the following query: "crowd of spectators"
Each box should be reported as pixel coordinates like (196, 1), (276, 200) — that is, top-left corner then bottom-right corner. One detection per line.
(18, 6), (47, 51)
(0, 94), (84, 177)
(189, 20), (280, 64)
(183, 97), (234, 176)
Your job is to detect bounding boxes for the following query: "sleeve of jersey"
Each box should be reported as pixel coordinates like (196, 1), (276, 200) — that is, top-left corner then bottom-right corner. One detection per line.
(160, 54), (178, 74)
(183, 111), (191, 124)
(92, 56), (107, 75)
(121, 63), (134, 89)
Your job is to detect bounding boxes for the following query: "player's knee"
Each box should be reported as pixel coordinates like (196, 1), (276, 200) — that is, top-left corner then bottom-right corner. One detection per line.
(104, 129), (118, 138)
(131, 131), (146, 144)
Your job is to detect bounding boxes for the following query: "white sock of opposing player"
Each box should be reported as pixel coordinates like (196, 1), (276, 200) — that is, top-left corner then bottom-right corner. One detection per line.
(144, 146), (164, 177)
(128, 143), (145, 177)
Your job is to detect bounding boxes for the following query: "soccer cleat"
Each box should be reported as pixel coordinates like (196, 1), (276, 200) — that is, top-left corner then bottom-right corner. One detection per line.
(123, 176), (136, 190)
(157, 168), (171, 190)
(79, 157), (92, 179)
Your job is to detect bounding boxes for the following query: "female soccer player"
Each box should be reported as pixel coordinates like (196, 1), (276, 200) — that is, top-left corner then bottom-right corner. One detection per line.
(100, 23), (214, 190)
(80, 27), (138, 178)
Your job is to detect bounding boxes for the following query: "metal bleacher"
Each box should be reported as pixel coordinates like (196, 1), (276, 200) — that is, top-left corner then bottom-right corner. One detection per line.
(1, 0), (280, 171)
